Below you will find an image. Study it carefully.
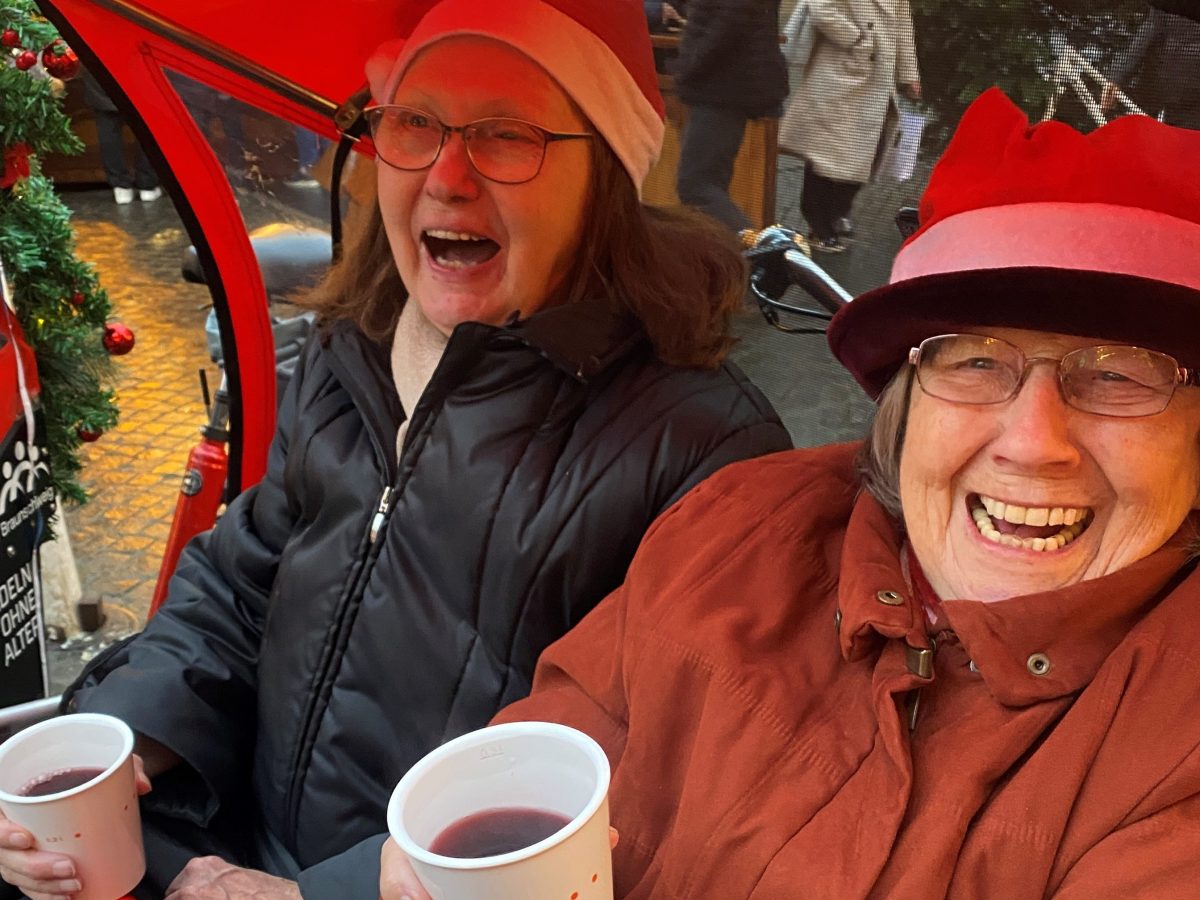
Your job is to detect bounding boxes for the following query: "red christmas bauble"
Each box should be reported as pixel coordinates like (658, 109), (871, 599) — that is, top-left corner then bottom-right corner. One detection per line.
(103, 322), (135, 355)
(70, 291), (85, 307)
(77, 426), (102, 443)
(41, 40), (78, 79)
(14, 49), (36, 70)
(0, 29), (19, 48)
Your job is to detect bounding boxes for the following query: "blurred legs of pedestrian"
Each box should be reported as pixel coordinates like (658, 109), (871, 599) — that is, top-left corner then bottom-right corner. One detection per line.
(676, 104), (751, 233)
(94, 108), (161, 204)
(285, 127), (325, 187)
(83, 69), (162, 205)
(801, 166), (860, 253)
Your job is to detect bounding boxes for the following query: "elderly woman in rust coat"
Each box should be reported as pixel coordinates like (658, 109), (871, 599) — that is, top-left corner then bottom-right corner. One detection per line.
(383, 88), (1200, 899)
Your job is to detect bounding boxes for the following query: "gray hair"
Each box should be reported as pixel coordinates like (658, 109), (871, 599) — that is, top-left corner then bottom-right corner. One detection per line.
(856, 365), (914, 522)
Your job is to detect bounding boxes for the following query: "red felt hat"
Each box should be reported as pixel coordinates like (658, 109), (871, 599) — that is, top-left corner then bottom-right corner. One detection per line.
(366, 0), (665, 193)
(827, 88), (1200, 398)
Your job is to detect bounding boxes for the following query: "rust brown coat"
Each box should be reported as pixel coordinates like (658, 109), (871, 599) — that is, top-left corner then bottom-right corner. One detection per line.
(497, 443), (1200, 898)
(779, 0), (920, 182)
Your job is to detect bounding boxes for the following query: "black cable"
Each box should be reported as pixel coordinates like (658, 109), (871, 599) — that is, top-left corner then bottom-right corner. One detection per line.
(329, 87), (373, 263)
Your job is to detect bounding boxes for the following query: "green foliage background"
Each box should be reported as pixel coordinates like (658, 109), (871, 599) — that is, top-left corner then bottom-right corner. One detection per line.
(1, 0), (120, 504)
(909, 0), (1148, 141)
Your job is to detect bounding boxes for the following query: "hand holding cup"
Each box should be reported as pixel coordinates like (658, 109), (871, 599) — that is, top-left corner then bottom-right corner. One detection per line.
(0, 715), (150, 900)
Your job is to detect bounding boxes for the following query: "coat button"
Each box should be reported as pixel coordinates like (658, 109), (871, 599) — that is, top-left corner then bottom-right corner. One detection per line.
(875, 589), (904, 606)
(1027, 653), (1052, 676)
(870, 53), (877, 61)
(867, 22), (875, 29)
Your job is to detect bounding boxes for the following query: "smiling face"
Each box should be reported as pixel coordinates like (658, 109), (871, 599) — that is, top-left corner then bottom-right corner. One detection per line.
(899, 327), (1200, 601)
(377, 36), (593, 335)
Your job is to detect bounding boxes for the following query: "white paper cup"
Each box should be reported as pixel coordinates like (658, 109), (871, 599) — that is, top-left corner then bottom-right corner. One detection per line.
(388, 722), (612, 900)
(0, 713), (144, 900)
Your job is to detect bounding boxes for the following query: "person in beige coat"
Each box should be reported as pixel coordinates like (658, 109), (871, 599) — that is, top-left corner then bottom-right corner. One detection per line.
(780, 0), (920, 252)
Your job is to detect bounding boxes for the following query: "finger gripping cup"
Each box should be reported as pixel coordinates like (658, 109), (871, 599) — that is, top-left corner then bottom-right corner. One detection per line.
(0, 713), (145, 900)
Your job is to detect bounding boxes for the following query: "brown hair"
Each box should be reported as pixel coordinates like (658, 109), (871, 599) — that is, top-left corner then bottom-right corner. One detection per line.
(301, 139), (747, 369)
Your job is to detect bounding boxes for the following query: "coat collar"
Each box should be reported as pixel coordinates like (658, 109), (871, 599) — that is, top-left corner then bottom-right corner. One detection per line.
(499, 299), (645, 381)
(325, 298), (644, 387)
(837, 494), (1198, 707)
(318, 300), (647, 477)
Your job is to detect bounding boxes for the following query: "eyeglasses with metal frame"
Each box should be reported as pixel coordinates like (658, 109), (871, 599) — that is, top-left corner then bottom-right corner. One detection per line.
(364, 104), (593, 185)
(907, 333), (1199, 418)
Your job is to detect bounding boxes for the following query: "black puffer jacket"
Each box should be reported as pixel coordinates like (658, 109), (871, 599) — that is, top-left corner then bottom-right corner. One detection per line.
(68, 301), (789, 893)
(674, 0), (788, 117)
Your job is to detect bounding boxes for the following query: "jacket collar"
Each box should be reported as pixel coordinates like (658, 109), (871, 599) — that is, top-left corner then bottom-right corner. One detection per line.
(325, 298), (644, 388)
(318, 300), (647, 476)
(500, 299), (645, 382)
(837, 494), (1198, 706)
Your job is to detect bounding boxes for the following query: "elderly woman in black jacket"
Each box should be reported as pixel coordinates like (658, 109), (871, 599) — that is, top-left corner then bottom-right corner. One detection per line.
(0, 2), (789, 898)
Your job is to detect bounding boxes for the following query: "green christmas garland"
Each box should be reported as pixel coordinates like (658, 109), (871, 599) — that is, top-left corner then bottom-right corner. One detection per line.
(1, 0), (121, 504)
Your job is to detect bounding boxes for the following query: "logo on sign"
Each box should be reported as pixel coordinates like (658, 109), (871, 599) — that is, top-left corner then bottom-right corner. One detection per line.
(0, 440), (50, 515)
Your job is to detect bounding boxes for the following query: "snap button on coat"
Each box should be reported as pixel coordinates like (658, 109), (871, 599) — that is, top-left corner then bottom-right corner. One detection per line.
(1027, 653), (1052, 676)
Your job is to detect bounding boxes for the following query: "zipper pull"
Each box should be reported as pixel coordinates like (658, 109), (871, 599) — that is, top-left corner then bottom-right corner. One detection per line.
(369, 486), (393, 544)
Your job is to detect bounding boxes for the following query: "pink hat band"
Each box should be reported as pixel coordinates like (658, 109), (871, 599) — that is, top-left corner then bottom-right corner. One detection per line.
(370, 0), (665, 194)
(892, 202), (1200, 293)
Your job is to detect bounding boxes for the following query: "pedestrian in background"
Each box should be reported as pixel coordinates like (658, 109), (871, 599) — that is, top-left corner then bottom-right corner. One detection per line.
(780, 0), (920, 253)
(673, 0), (788, 232)
(81, 69), (162, 205)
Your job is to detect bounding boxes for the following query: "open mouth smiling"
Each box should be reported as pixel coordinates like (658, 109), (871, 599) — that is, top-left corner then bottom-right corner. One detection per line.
(968, 493), (1093, 552)
(421, 228), (501, 270)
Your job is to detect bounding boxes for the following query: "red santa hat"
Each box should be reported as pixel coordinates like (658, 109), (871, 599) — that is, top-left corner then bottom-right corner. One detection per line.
(366, 0), (665, 193)
(827, 88), (1200, 397)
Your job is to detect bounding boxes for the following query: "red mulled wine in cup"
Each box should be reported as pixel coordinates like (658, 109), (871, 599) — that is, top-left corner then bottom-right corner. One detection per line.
(429, 806), (572, 858)
(0, 714), (145, 900)
(19, 767), (107, 797)
(389, 722), (613, 898)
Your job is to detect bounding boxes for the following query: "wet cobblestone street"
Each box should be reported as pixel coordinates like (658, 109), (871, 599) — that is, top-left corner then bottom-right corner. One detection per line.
(47, 187), (213, 691)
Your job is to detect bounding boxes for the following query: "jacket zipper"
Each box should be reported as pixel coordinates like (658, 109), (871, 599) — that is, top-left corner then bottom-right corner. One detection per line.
(283, 477), (398, 845)
(369, 486), (393, 543)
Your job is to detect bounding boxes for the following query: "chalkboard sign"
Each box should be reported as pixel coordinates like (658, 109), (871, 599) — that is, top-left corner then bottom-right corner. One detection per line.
(0, 412), (51, 707)
(0, 268), (50, 708)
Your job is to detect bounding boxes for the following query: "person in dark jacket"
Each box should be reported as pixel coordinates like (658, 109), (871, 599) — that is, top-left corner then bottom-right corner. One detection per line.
(673, 0), (788, 232)
(1102, 0), (1200, 129)
(81, 68), (162, 204)
(0, 2), (789, 899)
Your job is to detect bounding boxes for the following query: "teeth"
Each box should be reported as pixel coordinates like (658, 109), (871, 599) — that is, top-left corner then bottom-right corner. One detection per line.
(1025, 507), (1049, 527)
(425, 229), (488, 241)
(969, 495), (1092, 553)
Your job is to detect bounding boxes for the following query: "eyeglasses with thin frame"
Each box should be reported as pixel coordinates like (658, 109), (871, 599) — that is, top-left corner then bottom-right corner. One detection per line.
(364, 104), (592, 185)
(907, 333), (1198, 418)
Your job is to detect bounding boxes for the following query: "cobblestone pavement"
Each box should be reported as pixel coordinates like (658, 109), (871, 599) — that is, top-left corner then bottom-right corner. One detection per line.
(47, 187), (215, 692)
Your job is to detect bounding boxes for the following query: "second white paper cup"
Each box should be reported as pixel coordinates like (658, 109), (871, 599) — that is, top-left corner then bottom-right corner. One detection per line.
(0, 713), (144, 900)
(388, 721), (612, 900)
